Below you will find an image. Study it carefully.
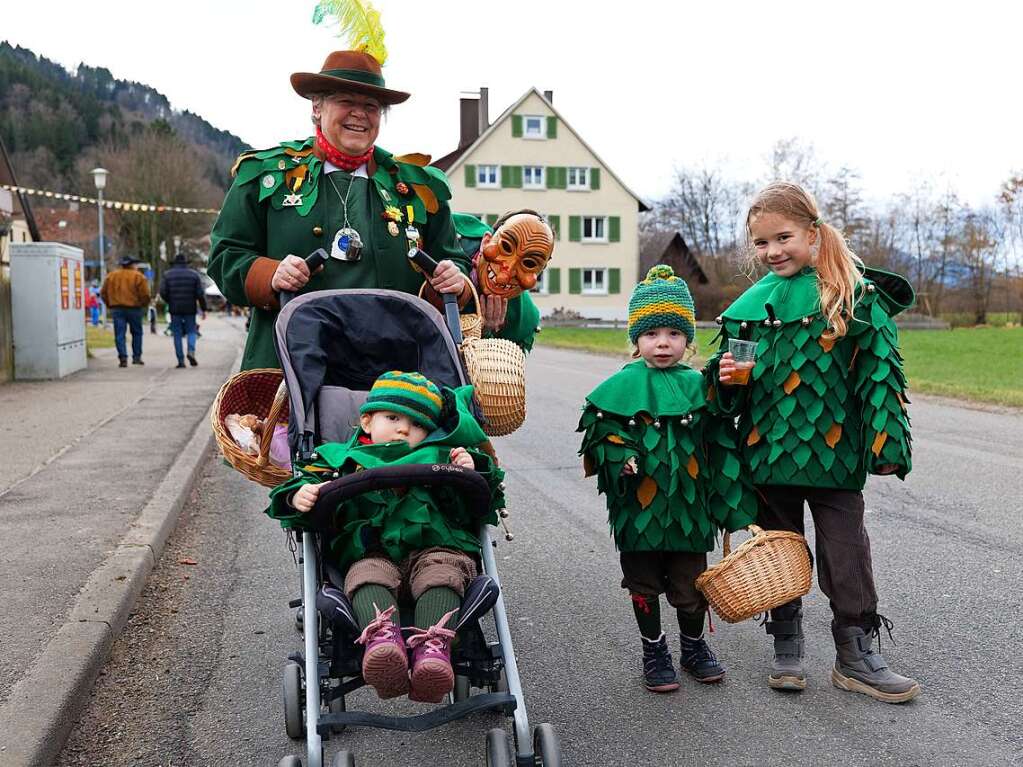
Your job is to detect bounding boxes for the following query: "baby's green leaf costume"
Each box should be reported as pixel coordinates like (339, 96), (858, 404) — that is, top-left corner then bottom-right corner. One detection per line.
(267, 386), (504, 569)
(706, 266), (913, 490)
(578, 361), (757, 553)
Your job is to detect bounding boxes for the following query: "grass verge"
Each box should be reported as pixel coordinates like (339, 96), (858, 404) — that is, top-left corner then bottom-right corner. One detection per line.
(535, 326), (1023, 408)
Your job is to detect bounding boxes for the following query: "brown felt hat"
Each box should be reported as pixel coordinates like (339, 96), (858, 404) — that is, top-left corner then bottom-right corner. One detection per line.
(291, 51), (410, 105)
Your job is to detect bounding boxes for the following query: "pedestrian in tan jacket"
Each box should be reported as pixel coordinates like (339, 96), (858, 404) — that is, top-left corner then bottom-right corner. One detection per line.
(100, 257), (151, 366)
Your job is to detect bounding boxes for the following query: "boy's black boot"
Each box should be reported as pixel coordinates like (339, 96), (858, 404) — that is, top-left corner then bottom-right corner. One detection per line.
(831, 621), (920, 704)
(678, 633), (725, 683)
(766, 602), (806, 690)
(640, 633), (679, 693)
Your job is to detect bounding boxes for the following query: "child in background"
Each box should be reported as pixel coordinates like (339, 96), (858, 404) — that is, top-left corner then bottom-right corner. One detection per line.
(579, 266), (757, 693)
(710, 181), (918, 703)
(268, 371), (504, 703)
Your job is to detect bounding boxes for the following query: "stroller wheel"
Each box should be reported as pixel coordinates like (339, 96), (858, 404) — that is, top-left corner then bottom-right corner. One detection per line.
(484, 727), (512, 767)
(453, 674), (471, 702)
(283, 662), (305, 739)
(488, 667), (508, 694)
(533, 723), (562, 766)
(328, 686), (347, 735)
(331, 751), (356, 767)
(277, 756), (302, 767)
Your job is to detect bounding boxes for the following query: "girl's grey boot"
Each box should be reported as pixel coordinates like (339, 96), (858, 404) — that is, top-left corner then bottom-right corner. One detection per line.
(766, 602), (806, 691)
(831, 623), (920, 703)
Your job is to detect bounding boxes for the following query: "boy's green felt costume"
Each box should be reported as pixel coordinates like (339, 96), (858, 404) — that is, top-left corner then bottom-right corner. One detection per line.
(209, 140), (469, 370)
(578, 361), (757, 553)
(450, 212), (542, 353)
(267, 385), (504, 569)
(706, 266), (914, 490)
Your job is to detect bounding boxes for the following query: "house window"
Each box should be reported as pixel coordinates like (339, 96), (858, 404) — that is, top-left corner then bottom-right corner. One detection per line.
(531, 270), (549, 295)
(567, 167), (589, 189)
(582, 216), (607, 242)
(477, 165), (499, 188)
(523, 115), (544, 138)
(523, 166), (544, 189)
(582, 268), (607, 294)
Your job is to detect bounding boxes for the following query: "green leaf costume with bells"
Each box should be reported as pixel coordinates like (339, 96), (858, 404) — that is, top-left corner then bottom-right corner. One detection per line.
(266, 385), (504, 570)
(706, 266), (914, 490)
(208, 139), (469, 370)
(578, 361), (757, 553)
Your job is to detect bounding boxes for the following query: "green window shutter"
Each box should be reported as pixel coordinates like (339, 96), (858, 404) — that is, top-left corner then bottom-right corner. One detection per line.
(546, 267), (561, 294)
(547, 116), (558, 139)
(464, 165), (476, 187)
(590, 167), (601, 190)
(569, 215), (582, 242)
(486, 214), (499, 227)
(512, 115), (523, 137)
(609, 216), (621, 242)
(558, 167), (568, 189)
(510, 165), (522, 188)
(569, 268), (582, 294)
(609, 268), (621, 294)
(500, 166), (509, 187)
(546, 167), (559, 189)
(547, 214), (560, 240)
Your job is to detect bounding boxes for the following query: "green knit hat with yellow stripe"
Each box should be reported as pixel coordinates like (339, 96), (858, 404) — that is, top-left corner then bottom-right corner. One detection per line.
(628, 265), (696, 344)
(359, 371), (444, 432)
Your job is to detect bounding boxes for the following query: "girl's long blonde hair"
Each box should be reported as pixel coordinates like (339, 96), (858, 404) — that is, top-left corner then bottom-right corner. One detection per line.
(746, 182), (863, 339)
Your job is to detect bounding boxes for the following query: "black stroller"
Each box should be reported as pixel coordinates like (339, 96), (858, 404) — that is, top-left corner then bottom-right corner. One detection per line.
(271, 276), (560, 767)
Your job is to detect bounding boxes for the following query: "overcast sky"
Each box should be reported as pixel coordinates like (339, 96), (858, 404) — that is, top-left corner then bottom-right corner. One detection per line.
(4, 0), (1021, 209)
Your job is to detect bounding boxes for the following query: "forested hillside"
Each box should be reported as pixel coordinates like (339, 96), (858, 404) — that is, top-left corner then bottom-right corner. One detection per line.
(0, 41), (247, 190)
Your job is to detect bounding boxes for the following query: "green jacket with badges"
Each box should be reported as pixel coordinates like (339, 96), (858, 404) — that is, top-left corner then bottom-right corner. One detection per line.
(267, 385), (504, 570)
(705, 266), (914, 491)
(451, 213), (542, 353)
(578, 361), (757, 553)
(208, 138), (469, 370)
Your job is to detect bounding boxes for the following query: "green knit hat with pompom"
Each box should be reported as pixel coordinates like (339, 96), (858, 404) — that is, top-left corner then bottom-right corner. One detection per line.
(627, 265), (696, 344)
(359, 370), (444, 431)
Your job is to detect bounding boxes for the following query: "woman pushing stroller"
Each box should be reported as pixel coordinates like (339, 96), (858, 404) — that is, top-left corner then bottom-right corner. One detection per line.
(267, 371), (504, 704)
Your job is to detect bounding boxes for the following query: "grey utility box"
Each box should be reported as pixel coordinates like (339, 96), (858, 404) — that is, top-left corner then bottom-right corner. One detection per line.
(10, 242), (87, 380)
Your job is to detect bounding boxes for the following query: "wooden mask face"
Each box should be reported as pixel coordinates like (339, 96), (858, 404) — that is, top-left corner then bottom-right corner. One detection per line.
(478, 213), (554, 298)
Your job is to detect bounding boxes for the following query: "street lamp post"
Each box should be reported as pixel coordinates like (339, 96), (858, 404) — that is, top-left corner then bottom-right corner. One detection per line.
(91, 167), (109, 326)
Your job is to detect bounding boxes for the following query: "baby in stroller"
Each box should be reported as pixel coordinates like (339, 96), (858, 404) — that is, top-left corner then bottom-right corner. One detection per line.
(267, 370), (505, 704)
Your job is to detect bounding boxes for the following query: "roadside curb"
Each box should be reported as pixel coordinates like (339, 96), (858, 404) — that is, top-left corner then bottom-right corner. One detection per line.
(0, 347), (243, 767)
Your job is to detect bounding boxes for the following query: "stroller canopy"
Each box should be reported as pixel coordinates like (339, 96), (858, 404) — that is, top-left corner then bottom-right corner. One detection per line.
(275, 289), (468, 450)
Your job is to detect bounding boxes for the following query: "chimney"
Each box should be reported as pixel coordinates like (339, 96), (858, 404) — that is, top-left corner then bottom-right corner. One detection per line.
(459, 94), (480, 148)
(478, 87), (489, 134)
(543, 89), (553, 104)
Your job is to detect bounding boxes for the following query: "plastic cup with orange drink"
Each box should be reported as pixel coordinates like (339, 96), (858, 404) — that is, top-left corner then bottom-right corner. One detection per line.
(727, 338), (757, 385)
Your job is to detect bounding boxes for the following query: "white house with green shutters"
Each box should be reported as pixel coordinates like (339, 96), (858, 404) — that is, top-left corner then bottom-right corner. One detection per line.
(433, 87), (649, 320)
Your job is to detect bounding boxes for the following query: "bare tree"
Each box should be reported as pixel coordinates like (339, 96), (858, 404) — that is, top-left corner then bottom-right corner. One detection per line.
(958, 207), (1000, 325)
(764, 137), (824, 195)
(76, 127), (221, 284)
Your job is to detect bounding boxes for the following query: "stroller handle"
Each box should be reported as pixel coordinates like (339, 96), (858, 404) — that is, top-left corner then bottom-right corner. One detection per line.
(305, 463), (492, 529)
(278, 248), (329, 309)
(407, 247), (464, 345)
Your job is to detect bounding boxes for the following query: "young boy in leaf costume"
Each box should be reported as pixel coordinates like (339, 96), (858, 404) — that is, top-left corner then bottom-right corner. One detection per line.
(578, 266), (757, 693)
(709, 181), (919, 703)
(267, 371), (504, 703)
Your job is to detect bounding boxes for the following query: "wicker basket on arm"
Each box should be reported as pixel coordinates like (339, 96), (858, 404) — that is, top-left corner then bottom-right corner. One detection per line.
(210, 368), (292, 488)
(695, 524), (813, 623)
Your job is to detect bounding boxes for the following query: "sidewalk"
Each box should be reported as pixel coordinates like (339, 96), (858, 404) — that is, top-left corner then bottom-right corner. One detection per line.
(0, 315), (245, 766)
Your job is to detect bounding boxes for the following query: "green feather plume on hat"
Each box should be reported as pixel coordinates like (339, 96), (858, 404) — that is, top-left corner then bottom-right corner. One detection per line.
(313, 0), (388, 66)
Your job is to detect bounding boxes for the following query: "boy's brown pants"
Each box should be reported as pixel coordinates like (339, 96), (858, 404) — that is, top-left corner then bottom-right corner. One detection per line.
(756, 485), (879, 630)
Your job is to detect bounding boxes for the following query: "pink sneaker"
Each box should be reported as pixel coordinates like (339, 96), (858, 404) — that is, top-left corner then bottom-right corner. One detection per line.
(355, 604), (409, 699)
(406, 609), (458, 703)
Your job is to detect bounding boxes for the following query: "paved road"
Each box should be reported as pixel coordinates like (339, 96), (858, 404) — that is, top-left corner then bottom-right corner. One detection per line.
(56, 347), (1023, 766)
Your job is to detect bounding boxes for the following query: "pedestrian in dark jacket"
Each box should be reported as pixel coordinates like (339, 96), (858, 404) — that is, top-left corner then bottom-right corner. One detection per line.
(159, 254), (208, 368)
